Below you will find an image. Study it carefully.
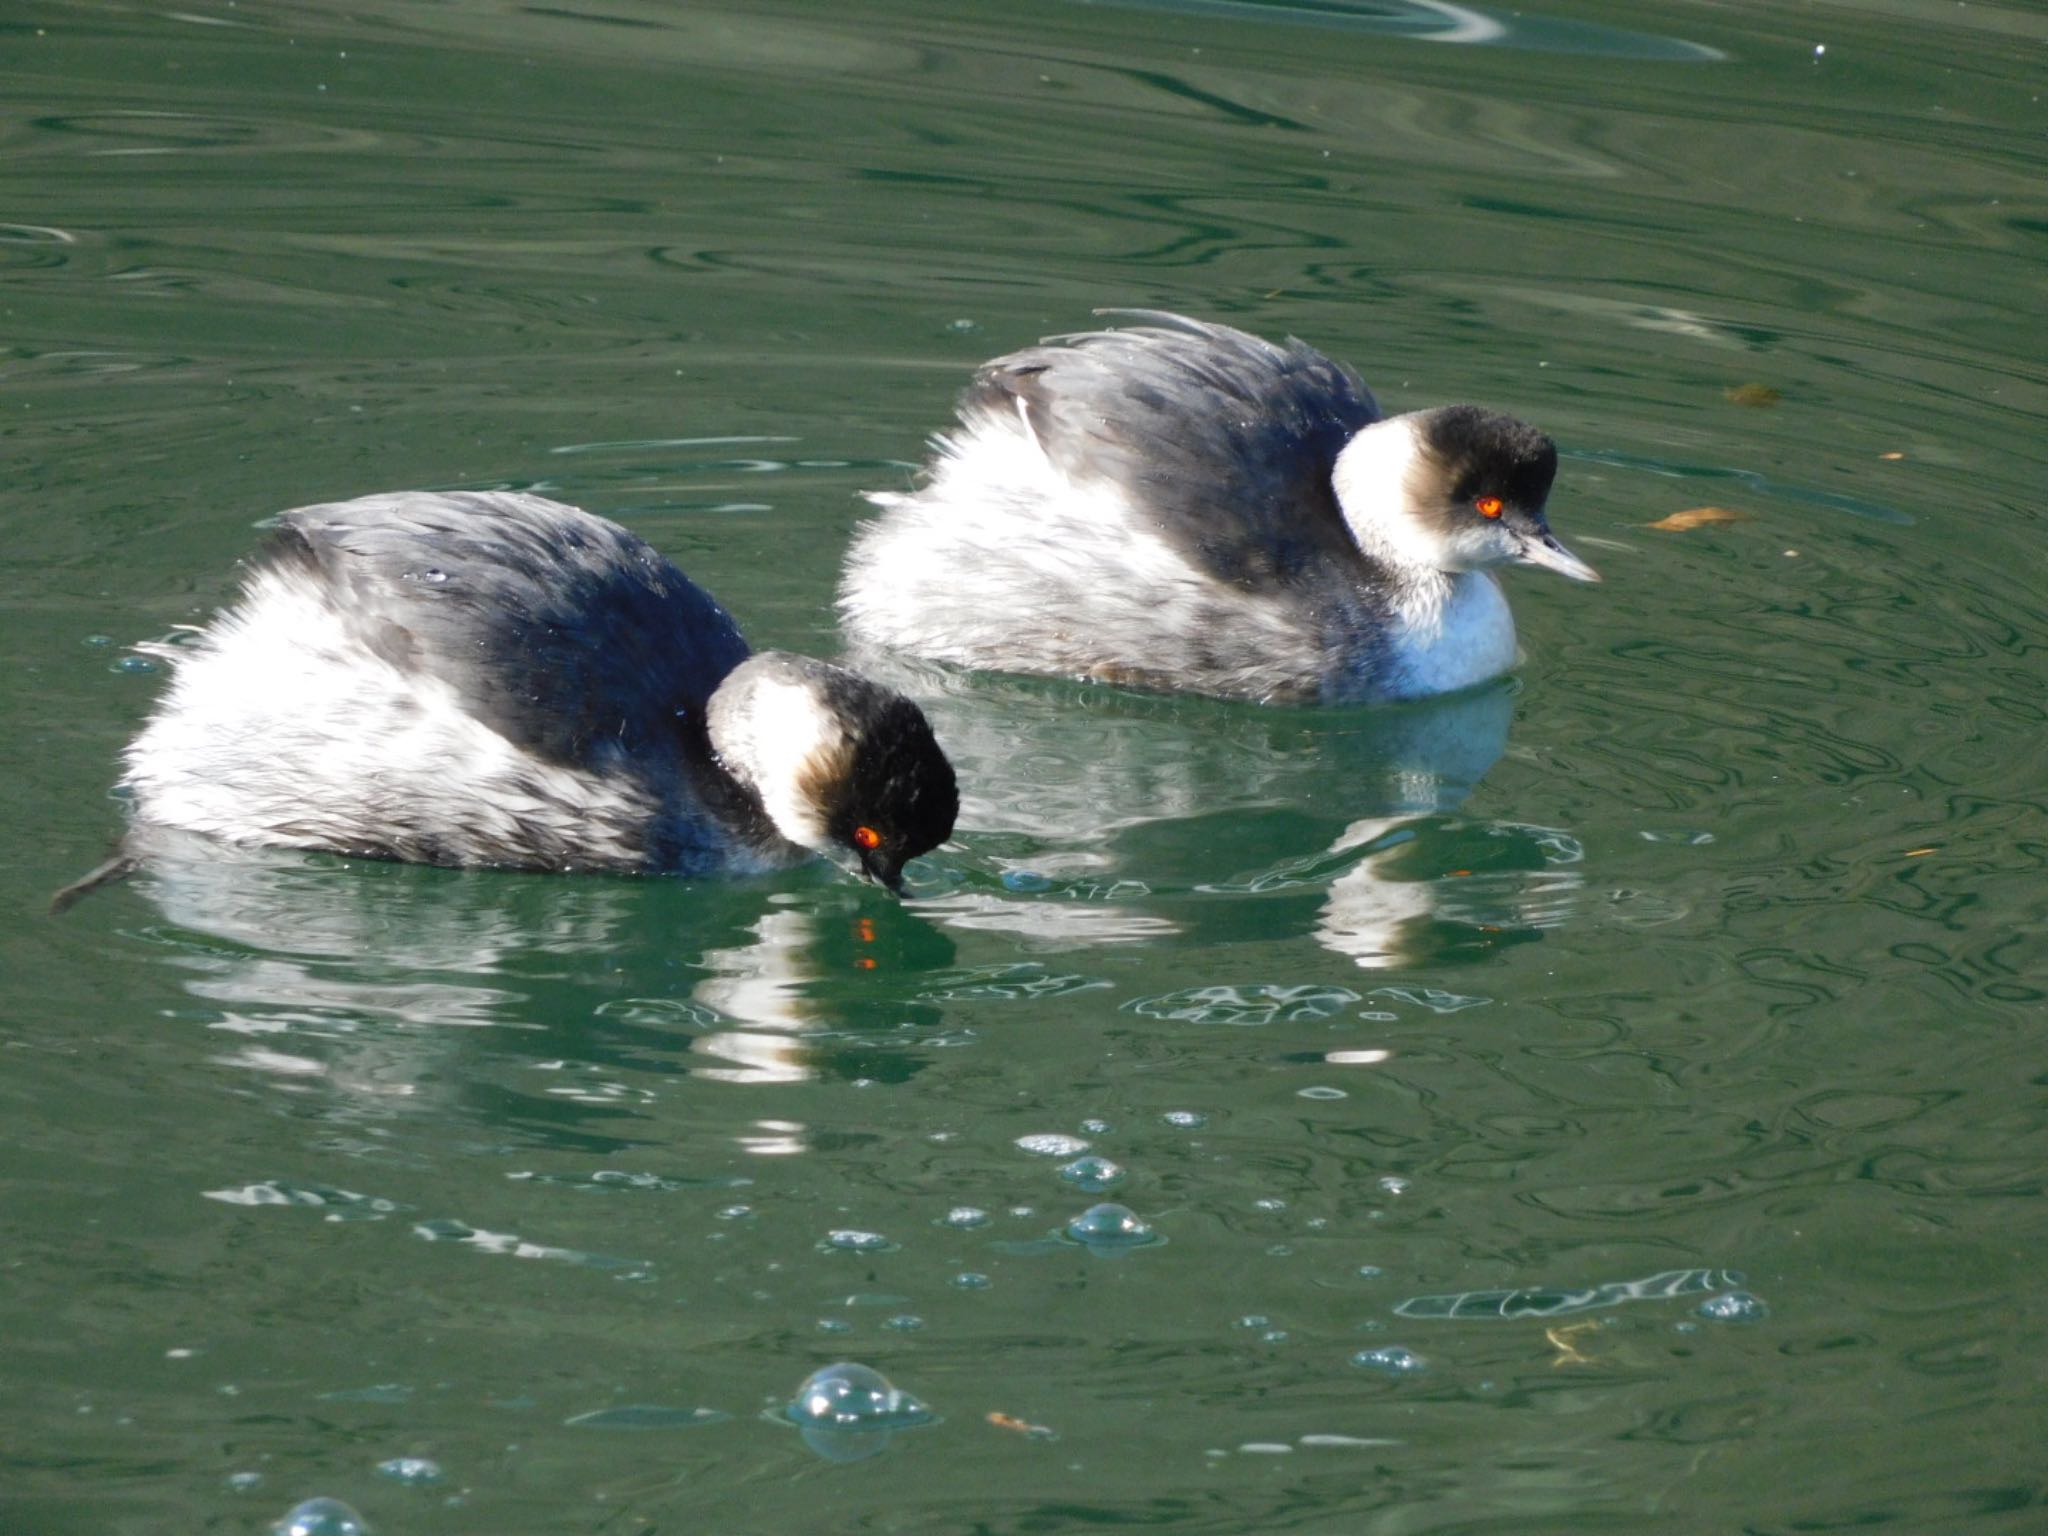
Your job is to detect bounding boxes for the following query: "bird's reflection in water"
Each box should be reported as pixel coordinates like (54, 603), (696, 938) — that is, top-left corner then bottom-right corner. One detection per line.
(1315, 816), (1584, 970)
(893, 666), (1583, 968)
(690, 906), (826, 1085)
(119, 827), (954, 1135)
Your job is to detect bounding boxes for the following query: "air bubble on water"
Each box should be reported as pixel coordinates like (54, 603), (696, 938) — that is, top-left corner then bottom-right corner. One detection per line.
(881, 1314), (924, 1332)
(1016, 1133), (1090, 1157)
(1298, 1086), (1348, 1100)
(1352, 1345), (1426, 1375)
(1236, 1314), (1271, 1330)
(717, 1204), (754, 1221)
(1697, 1290), (1768, 1322)
(780, 1362), (936, 1462)
(1357, 1265), (1384, 1279)
(822, 1229), (895, 1254)
(816, 1318), (853, 1333)
(1377, 1176), (1410, 1196)
(227, 1471), (264, 1492)
(1254, 1197), (1286, 1213)
(374, 1456), (443, 1485)
(111, 654), (159, 674)
(952, 1271), (991, 1290)
(1080, 1117), (1112, 1134)
(1061, 1202), (1162, 1255)
(1162, 1110), (1208, 1129)
(83, 634), (114, 648)
(942, 1206), (991, 1230)
(1057, 1155), (1125, 1192)
(1001, 869), (1052, 892)
(271, 1498), (368, 1536)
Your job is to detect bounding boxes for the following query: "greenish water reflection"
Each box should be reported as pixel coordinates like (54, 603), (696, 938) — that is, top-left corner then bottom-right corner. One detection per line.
(3, 1), (2043, 1532)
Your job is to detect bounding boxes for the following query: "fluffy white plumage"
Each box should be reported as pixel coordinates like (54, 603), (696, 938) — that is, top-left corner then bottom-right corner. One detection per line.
(840, 313), (1595, 704)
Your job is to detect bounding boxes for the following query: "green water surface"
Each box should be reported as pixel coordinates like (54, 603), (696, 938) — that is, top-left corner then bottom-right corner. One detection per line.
(3, 1), (2044, 1531)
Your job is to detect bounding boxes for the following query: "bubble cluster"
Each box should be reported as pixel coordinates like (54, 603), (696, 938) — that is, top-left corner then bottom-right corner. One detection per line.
(374, 1456), (443, 1485)
(271, 1498), (368, 1536)
(1057, 1155), (1125, 1192)
(1697, 1290), (1768, 1323)
(781, 1362), (936, 1462)
(1062, 1202), (1162, 1254)
(1352, 1345), (1426, 1375)
(1015, 1133), (1090, 1157)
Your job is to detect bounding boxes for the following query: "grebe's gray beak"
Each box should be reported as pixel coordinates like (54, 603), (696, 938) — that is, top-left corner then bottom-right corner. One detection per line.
(1516, 531), (1600, 583)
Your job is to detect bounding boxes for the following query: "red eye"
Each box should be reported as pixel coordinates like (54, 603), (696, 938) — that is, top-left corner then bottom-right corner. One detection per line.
(853, 825), (882, 851)
(1475, 496), (1504, 518)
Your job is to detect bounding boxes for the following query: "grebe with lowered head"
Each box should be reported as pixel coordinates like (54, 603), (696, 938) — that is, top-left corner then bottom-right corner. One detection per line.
(839, 311), (1598, 704)
(113, 491), (958, 893)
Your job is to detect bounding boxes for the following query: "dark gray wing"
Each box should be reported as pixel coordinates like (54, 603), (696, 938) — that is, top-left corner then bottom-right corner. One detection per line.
(262, 491), (752, 772)
(964, 312), (1381, 589)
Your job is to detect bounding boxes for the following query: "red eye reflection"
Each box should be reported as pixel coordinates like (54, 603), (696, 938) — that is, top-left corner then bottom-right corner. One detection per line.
(1475, 496), (1504, 518)
(853, 825), (883, 851)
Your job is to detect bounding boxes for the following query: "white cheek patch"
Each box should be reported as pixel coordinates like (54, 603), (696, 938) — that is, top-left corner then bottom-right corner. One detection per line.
(1331, 416), (1438, 571)
(720, 677), (844, 851)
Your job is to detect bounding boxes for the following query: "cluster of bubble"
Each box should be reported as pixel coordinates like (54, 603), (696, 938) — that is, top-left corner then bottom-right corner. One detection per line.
(778, 1362), (938, 1463)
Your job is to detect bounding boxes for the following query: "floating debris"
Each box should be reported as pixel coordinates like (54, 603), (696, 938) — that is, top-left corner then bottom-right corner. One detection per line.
(1546, 1322), (1601, 1366)
(987, 1410), (1057, 1441)
(1647, 505), (1754, 532)
(1396, 1267), (1741, 1319)
(1723, 383), (1782, 407)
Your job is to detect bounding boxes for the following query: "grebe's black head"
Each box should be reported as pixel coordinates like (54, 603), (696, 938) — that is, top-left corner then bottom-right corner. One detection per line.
(706, 653), (957, 894)
(1334, 406), (1597, 583)
(823, 691), (959, 894)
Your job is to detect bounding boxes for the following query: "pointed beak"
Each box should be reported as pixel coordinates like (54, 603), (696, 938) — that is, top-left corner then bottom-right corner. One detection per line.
(1516, 530), (1600, 583)
(857, 847), (908, 897)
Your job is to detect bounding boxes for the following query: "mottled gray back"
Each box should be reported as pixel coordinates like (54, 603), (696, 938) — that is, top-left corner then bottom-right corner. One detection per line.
(964, 312), (1382, 590)
(267, 491), (751, 774)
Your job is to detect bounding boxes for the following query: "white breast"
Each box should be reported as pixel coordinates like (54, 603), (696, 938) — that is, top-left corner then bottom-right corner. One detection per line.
(1385, 571), (1517, 699)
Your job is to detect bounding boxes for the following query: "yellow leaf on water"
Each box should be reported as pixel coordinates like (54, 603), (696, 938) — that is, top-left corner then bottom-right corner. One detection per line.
(1647, 506), (1754, 532)
(1880, 451), (1906, 460)
(987, 1411), (1056, 1439)
(1724, 383), (1782, 407)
